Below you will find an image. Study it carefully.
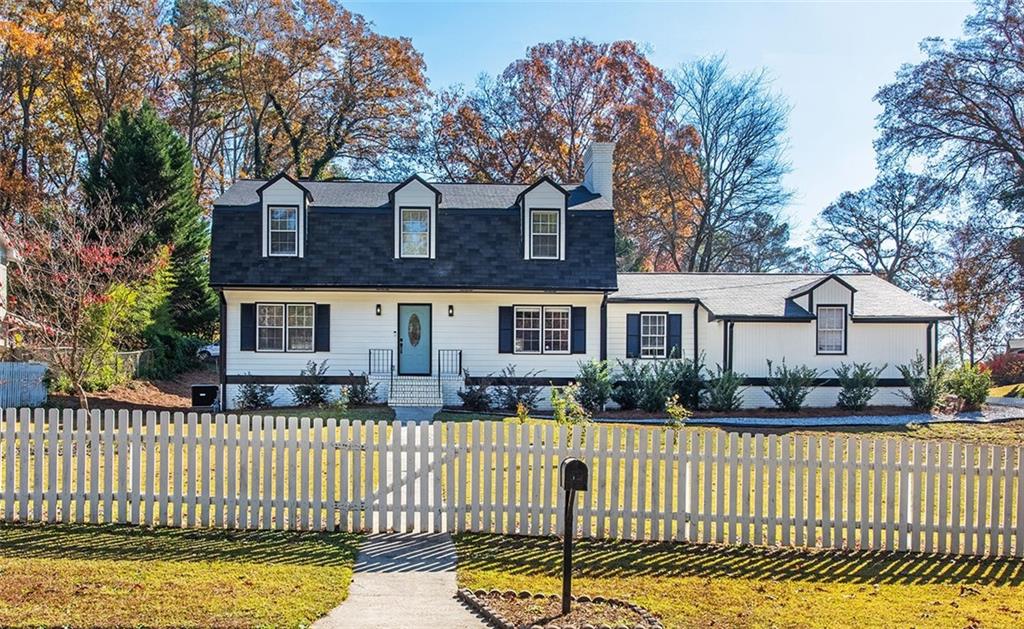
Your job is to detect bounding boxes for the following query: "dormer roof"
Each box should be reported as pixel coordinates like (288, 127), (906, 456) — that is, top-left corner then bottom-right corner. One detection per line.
(256, 172), (314, 203)
(388, 174), (442, 205)
(515, 175), (569, 205)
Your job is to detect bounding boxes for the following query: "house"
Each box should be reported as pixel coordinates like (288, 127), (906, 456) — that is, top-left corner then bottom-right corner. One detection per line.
(209, 143), (950, 412)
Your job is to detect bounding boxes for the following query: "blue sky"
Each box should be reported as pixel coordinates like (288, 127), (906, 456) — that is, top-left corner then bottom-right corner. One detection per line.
(349, 1), (974, 243)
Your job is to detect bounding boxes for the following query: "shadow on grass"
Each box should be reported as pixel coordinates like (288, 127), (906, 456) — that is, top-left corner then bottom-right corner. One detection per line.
(0, 522), (361, 567)
(454, 533), (1024, 587)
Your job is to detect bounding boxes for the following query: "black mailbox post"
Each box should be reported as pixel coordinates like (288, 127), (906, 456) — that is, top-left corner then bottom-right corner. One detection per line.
(558, 457), (589, 614)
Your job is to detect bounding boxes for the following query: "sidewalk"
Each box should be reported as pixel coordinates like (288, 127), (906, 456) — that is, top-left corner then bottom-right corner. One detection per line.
(313, 533), (486, 629)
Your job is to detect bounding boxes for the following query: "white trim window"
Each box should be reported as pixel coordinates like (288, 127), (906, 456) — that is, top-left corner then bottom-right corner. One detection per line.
(816, 306), (846, 354)
(256, 304), (285, 351)
(514, 306), (571, 354)
(543, 306), (570, 353)
(400, 207), (430, 257)
(286, 304), (315, 352)
(530, 209), (559, 259)
(640, 313), (667, 358)
(514, 307), (542, 353)
(268, 206), (299, 256)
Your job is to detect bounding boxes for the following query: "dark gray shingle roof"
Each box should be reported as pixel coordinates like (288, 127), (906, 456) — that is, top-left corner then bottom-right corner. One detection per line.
(213, 180), (611, 210)
(609, 273), (949, 320)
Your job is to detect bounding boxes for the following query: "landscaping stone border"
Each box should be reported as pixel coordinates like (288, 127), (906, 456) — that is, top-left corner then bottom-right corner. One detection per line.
(456, 588), (663, 629)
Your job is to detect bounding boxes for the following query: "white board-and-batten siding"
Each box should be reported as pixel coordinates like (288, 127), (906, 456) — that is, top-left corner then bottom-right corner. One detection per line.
(222, 290), (604, 408)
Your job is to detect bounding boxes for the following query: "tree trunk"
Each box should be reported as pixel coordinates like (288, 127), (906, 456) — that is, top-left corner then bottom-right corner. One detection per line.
(76, 382), (89, 412)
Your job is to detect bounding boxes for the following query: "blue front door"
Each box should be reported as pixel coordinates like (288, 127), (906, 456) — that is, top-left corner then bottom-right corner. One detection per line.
(398, 304), (431, 375)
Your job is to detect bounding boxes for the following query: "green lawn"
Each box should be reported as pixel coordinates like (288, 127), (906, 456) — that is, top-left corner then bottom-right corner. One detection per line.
(454, 533), (1024, 629)
(990, 383), (1024, 398)
(252, 405), (395, 422)
(0, 523), (360, 627)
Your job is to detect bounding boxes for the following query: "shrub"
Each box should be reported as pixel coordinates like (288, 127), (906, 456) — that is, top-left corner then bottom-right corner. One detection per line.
(705, 365), (745, 412)
(765, 360), (819, 412)
(458, 372), (493, 411)
(576, 359), (612, 412)
(984, 352), (1024, 386)
(897, 354), (948, 411)
(834, 362), (885, 411)
(138, 328), (204, 380)
(345, 372), (380, 406)
(551, 383), (591, 426)
(947, 363), (993, 411)
(288, 360), (332, 407)
(235, 374), (275, 410)
(492, 365), (543, 411)
(611, 359), (647, 410)
(668, 357), (706, 410)
(665, 394), (692, 429)
(515, 402), (530, 423)
(640, 361), (679, 412)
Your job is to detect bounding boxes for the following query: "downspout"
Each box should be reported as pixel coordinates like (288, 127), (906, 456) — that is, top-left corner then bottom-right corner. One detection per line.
(693, 303), (699, 361)
(218, 290), (227, 408)
(600, 292), (608, 361)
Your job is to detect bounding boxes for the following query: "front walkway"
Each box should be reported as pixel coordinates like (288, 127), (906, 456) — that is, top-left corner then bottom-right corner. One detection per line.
(313, 533), (485, 629)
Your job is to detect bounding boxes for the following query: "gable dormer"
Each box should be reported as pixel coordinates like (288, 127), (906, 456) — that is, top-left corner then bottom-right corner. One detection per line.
(518, 176), (568, 261)
(788, 274), (858, 355)
(258, 173), (312, 258)
(390, 175), (441, 259)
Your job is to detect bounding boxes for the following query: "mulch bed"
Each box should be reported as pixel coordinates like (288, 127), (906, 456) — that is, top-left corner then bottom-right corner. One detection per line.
(458, 588), (663, 629)
(596, 405), (922, 420)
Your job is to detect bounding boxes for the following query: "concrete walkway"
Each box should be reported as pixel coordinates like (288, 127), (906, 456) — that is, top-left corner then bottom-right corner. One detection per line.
(313, 533), (486, 629)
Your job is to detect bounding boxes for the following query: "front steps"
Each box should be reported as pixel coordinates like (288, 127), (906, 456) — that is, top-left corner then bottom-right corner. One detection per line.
(388, 376), (443, 407)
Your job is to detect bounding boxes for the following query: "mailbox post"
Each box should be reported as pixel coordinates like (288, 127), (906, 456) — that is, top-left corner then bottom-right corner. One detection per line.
(558, 457), (589, 615)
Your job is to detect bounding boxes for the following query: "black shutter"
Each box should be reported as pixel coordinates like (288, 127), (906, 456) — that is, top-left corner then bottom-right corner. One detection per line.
(667, 314), (683, 358)
(571, 307), (586, 354)
(626, 314), (640, 358)
(315, 304), (330, 352)
(498, 307), (514, 353)
(240, 303), (256, 351)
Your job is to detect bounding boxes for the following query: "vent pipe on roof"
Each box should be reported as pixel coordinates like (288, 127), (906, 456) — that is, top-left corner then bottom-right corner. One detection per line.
(583, 142), (615, 207)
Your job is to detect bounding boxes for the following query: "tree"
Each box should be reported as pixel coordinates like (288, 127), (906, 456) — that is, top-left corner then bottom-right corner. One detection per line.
(876, 0), (1024, 199)
(932, 215), (1021, 364)
(670, 57), (794, 272)
(813, 171), (946, 288)
(84, 102), (217, 335)
(5, 198), (154, 408)
(226, 0), (428, 180)
(423, 38), (702, 269)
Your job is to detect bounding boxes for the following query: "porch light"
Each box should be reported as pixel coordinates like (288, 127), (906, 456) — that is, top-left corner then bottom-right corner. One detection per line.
(448, 305), (454, 317)
(375, 304), (381, 316)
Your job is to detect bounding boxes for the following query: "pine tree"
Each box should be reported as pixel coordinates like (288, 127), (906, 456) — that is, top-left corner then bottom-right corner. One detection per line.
(84, 101), (218, 335)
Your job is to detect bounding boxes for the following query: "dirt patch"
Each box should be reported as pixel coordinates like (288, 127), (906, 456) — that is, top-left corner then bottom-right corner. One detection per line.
(50, 368), (217, 412)
(460, 589), (662, 629)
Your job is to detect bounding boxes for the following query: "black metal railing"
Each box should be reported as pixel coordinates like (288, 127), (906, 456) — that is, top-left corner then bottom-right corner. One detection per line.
(368, 348), (394, 390)
(437, 349), (463, 400)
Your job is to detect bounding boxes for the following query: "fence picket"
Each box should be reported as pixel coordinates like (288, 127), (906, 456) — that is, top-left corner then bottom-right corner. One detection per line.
(2, 409), (13, 521)
(781, 435), (791, 546)
(610, 427), (623, 539)
(806, 437), (817, 547)
(313, 417), (324, 531)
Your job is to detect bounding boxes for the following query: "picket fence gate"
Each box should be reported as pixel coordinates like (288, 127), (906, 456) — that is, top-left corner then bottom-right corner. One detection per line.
(1, 408), (1023, 558)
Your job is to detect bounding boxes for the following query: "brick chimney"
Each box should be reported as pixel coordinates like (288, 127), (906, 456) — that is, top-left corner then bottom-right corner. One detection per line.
(583, 142), (615, 206)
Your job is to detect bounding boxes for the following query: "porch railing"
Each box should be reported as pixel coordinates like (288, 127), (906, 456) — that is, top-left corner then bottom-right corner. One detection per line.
(368, 348), (394, 391)
(437, 349), (463, 400)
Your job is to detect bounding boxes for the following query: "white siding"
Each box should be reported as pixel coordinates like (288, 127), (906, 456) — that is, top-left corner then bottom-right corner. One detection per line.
(260, 178), (306, 258)
(223, 290), (604, 408)
(392, 180), (437, 259)
(522, 181), (566, 261)
(811, 277), (853, 310)
(606, 302), (698, 363)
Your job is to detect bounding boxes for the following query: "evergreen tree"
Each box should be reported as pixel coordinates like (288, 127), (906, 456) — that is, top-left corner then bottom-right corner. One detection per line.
(84, 101), (218, 336)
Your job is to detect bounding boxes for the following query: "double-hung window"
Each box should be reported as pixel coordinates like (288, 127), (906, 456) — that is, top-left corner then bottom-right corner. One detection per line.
(640, 313), (667, 358)
(514, 306), (570, 354)
(257, 303), (315, 352)
(268, 206), (298, 255)
(530, 209), (560, 259)
(400, 207), (430, 257)
(816, 306), (846, 354)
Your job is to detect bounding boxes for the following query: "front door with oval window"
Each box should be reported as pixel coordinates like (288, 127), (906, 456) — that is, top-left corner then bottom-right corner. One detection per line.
(398, 304), (431, 375)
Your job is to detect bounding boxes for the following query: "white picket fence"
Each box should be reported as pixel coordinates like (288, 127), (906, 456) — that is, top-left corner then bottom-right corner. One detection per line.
(1, 408), (1023, 557)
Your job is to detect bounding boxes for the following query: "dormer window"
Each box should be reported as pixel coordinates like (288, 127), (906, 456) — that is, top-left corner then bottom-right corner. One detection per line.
(530, 209), (560, 259)
(400, 207), (430, 258)
(268, 206), (299, 256)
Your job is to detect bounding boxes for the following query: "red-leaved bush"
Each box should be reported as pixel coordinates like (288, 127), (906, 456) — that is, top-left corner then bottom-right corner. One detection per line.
(983, 352), (1024, 386)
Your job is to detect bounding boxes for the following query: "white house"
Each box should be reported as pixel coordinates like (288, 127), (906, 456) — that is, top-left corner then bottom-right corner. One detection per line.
(209, 143), (950, 411)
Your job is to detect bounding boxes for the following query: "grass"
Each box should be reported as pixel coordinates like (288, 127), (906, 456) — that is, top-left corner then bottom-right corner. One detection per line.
(0, 523), (360, 627)
(454, 532), (1024, 629)
(250, 405), (395, 422)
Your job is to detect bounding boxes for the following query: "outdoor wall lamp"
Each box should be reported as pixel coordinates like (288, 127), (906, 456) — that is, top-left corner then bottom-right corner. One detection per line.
(448, 305), (454, 317)
(375, 304), (381, 316)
